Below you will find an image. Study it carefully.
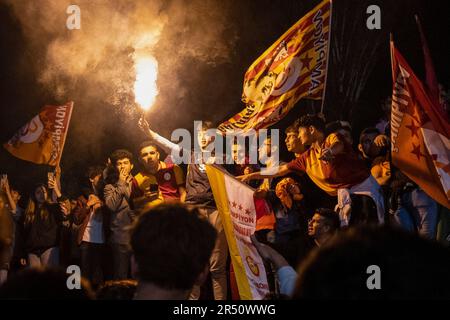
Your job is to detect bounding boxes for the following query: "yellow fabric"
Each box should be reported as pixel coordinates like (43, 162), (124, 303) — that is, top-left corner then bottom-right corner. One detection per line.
(3, 102), (73, 166)
(371, 156), (391, 186)
(218, 0), (332, 133)
(301, 133), (340, 195)
(205, 165), (253, 300)
(133, 172), (164, 213)
(172, 164), (185, 186)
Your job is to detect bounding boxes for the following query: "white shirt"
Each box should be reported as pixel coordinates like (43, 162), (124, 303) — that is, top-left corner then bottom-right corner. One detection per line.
(82, 207), (104, 244)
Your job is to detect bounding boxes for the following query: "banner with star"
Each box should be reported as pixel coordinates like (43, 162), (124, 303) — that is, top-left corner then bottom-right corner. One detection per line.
(390, 41), (450, 208)
(218, 0), (332, 133)
(205, 164), (269, 300)
(4, 102), (74, 166)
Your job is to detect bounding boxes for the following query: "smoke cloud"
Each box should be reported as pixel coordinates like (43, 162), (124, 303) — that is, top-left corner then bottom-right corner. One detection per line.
(5, 0), (238, 114)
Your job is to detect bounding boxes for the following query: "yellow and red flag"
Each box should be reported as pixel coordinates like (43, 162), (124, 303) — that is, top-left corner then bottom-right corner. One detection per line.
(4, 102), (74, 166)
(390, 41), (450, 208)
(206, 165), (269, 300)
(219, 0), (332, 133)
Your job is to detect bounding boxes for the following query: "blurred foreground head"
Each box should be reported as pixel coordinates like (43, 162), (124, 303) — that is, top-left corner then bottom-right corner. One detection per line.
(0, 268), (94, 300)
(96, 280), (137, 300)
(130, 203), (217, 299)
(293, 226), (450, 299)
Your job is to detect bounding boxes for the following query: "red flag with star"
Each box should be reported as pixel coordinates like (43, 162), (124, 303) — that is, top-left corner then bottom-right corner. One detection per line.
(390, 41), (450, 208)
(218, 0), (332, 133)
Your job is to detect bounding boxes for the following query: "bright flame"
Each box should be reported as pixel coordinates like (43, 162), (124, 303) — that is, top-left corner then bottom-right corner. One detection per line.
(134, 56), (158, 111)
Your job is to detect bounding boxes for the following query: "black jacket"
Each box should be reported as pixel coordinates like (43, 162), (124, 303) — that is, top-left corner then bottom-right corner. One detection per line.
(22, 202), (67, 255)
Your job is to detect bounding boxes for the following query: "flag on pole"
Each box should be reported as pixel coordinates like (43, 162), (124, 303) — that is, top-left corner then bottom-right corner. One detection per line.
(218, 0), (332, 133)
(205, 165), (270, 300)
(390, 41), (450, 208)
(3, 102), (74, 166)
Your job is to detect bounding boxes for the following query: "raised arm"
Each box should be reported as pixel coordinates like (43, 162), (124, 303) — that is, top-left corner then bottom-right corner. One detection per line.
(1, 175), (17, 213)
(237, 163), (291, 183)
(251, 234), (297, 296)
(138, 116), (182, 155)
(48, 170), (62, 201)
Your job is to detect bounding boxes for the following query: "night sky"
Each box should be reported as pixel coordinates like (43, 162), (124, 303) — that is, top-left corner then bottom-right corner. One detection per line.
(0, 0), (449, 198)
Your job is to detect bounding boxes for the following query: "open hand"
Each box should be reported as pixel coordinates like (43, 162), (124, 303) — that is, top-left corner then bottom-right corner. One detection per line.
(48, 174), (57, 189)
(237, 174), (252, 183)
(374, 134), (389, 147)
(138, 116), (151, 134)
(87, 194), (101, 207)
(0, 175), (10, 193)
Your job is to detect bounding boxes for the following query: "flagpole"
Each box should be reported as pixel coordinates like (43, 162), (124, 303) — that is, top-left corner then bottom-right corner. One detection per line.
(389, 34), (395, 82)
(388, 33), (397, 194)
(55, 101), (74, 169)
(319, 0), (333, 117)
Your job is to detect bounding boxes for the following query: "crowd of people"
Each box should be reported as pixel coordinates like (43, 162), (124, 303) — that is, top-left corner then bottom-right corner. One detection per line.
(0, 108), (449, 300)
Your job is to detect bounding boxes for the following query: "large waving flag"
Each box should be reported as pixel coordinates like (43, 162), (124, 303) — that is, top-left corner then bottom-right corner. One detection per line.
(390, 41), (450, 208)
(205, 165), (269, 300)
(4, 102), (73, 166)
(218, 0), (332, 133)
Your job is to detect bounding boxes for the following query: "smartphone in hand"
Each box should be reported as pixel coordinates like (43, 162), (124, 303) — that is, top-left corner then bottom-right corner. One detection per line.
(47, 172), (55, 188)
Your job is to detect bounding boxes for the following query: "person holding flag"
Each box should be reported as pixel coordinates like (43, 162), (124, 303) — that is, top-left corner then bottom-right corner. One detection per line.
(218, 0), (332, 134)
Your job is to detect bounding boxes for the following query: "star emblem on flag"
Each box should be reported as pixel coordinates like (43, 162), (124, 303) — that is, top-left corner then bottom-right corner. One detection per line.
(411, 142), (426, 160)
(300, 53), (313, 71)
(406, 120), (421, 138)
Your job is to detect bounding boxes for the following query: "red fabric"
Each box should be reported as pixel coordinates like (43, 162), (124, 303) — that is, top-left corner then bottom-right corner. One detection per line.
(154, 164), (182, 200)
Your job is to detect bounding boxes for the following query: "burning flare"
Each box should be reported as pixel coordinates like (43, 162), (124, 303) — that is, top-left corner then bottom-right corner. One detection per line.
(134, 55), (158, 111)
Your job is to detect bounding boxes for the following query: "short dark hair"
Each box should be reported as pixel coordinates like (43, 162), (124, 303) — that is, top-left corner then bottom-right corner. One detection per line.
(359, 127), (380, 144)
(298, 114), (326, 134)
(325, 121), (352, 136)
(201, 120), (214, 131)
(130, 204), (217, 291)
(138, 141), (159, 154)
(285, 119), (300, 134)
(96, 280), (137, 300)
(86, 165), (104, 180)
(293, 226), (450, 299)
(195, 120), (214, 132)
(315, 208), (340, 231)
(109, 149), (133, 166)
